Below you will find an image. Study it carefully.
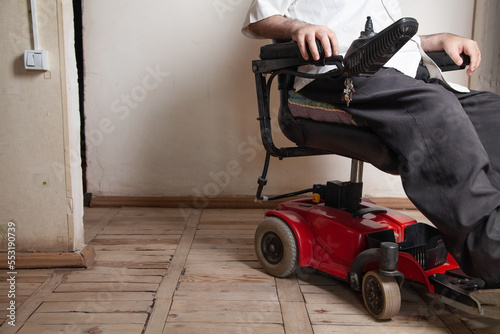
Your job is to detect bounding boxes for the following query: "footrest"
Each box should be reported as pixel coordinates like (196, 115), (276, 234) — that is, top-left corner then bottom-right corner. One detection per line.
(430, 269), (485, 308)
(431, 270), (500, 318)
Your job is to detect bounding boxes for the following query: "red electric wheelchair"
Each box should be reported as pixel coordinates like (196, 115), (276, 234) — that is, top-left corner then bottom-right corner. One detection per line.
(251, 17), (500, 320)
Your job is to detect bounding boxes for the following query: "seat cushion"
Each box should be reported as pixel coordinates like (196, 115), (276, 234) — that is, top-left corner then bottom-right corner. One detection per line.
(288, 91), (359, 126)
(281, 90), (400, 175)
(296, 118), (401, 174)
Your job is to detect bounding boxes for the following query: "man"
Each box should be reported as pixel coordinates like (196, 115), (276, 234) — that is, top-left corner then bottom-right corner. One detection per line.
(242, 0), (500, 288)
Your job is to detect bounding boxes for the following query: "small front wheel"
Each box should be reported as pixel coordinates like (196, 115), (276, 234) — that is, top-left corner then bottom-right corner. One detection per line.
(362, 270), (401, 320)
(254, 217), (298, 278)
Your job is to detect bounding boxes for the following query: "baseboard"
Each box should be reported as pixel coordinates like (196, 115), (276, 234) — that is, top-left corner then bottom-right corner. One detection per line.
(0, 244), (95, 269)
(89, 196), (415, 210)
(90, 196), (282, 209)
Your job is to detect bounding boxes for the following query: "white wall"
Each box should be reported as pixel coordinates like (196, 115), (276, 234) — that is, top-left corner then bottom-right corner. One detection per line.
(0, 0), (84, 252)
(83, 0), (476, 201)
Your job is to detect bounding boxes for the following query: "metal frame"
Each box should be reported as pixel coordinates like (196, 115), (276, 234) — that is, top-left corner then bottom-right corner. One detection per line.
(252, 54), (368, 201)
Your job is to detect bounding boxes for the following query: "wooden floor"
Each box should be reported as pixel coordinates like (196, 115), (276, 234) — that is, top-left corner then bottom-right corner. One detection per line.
(1, 206), (500, 333)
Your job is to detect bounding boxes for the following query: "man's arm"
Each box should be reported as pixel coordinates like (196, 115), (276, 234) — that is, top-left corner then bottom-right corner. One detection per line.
(420, 33), (481, 76)
(247, 15), (339, 61)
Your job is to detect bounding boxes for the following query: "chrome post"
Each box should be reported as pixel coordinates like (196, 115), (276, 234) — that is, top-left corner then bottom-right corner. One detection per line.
(350, 159), (364, 183)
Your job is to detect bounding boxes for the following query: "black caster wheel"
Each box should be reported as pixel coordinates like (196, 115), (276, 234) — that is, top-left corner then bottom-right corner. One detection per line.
(254, 216), (298, 278)
(362, 270), (401, 319)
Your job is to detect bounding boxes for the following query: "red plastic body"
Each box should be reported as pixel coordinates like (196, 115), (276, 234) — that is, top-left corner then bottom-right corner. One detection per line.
(266, 198), (460, 293)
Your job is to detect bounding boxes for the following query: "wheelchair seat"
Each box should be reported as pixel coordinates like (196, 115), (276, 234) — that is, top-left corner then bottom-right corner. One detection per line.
(275, 70), (401, 175)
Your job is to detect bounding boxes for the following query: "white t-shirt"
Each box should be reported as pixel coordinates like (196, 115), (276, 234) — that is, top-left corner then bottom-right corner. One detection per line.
(242, 0), (467, 92)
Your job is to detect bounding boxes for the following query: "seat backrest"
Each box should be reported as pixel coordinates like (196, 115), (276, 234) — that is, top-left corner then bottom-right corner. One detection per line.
(277, 71), (306, 146)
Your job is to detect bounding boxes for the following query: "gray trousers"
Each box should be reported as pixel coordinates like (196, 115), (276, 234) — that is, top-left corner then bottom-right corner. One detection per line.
(300, 65), (500, 287)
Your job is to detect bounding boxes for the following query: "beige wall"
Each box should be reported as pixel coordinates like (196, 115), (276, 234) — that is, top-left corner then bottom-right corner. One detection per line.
(400, 0), (474, 87)
(0, 0), (83, 252)
(471, 0), (500, 94)
(81, 0), (477, 202)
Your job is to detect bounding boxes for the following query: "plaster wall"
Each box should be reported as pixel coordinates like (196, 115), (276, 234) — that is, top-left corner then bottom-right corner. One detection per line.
(82, 0), (476, 202)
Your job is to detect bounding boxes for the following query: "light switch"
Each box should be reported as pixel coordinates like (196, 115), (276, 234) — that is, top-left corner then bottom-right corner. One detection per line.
(24, 50), (49, 71)
(27, 52), (36, 67)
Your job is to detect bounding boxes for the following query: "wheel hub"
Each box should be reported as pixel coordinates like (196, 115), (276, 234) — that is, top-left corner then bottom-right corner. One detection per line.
(365, 275), (384, 314)
(262, 232), (284, 265)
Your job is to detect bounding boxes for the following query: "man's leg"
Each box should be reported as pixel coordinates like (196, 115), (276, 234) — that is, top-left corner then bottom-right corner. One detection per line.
(299, 68), (500, 286)
(456, 90), (500, 286)
(457, 90), (500, 189)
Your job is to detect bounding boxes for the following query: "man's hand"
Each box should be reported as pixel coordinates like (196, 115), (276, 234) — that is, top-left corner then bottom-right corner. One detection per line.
(421, 33), (481, 76)
(290, 23), (339, 61)
(248, 15), (339, 61)
(442, 34), (481, 76)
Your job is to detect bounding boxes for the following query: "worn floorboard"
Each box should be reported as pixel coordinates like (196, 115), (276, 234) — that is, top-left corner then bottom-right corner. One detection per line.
(0, 206), (499, 333)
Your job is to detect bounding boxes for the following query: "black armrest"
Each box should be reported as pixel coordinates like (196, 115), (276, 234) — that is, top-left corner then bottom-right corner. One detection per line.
(259, 40), (324, 60)
(427, 51), (470, 72)
(254, 40), (343, 74)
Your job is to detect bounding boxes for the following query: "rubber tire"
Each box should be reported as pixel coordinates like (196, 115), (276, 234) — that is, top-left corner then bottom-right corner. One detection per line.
(362, 270), (401, 320)
(254, 216), (298, 278)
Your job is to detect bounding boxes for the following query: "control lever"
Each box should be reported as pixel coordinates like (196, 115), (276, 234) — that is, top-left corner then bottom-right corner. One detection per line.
(344, 17), (419, 76)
